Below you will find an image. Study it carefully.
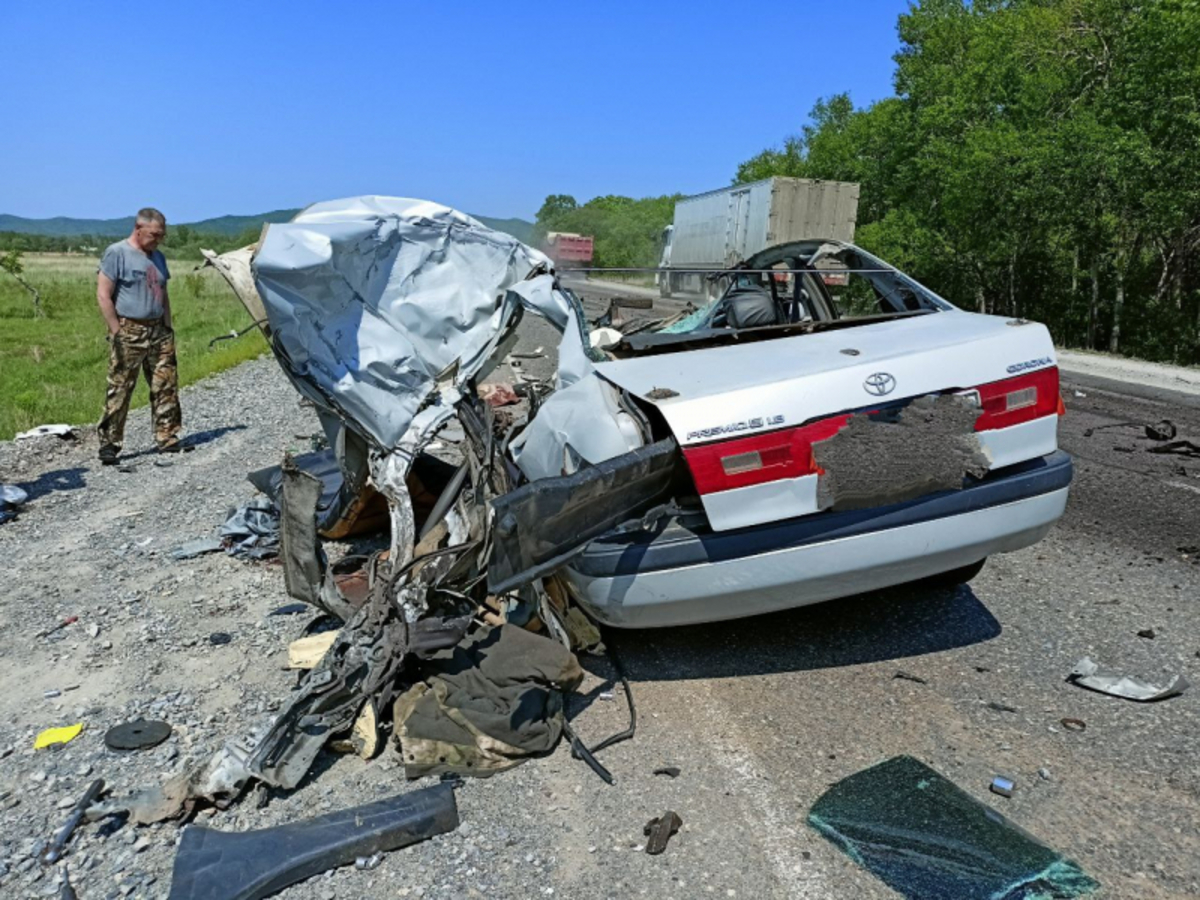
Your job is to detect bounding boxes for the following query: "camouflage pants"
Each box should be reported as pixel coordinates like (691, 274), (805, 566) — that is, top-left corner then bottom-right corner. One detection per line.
(98, 318), (181, 450)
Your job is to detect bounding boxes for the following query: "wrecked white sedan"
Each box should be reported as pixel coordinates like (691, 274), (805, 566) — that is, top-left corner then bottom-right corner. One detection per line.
(210, 198), (1070, 632)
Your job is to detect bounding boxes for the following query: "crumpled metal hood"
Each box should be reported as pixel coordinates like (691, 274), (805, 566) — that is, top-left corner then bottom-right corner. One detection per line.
(250, 196), (572, 449)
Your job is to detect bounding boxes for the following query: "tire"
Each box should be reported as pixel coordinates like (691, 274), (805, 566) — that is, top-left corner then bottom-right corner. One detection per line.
(921, 558), (987, 588)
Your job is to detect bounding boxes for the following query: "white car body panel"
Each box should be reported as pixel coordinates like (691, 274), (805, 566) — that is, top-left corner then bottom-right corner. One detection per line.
(564, 488), (1069, 628)
(595, 311), (1052, 447)
(977, 415), (1058, 470)
(698, 473), (821, 532)
(593, 310), (1059, 532)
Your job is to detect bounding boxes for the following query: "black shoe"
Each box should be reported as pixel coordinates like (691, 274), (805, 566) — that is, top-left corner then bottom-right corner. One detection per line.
(99, 445), (120, 465)
(157, 441), (182, 454)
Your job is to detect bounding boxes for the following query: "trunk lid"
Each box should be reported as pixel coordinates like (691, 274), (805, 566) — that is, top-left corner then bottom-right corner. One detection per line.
(595, 311), (1059, 531)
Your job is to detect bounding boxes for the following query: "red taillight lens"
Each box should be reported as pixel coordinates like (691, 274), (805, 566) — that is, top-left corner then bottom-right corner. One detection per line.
(974, 366), (1059, 431)
(682, 414), (851, 494)
(684, 366), (1059, 496)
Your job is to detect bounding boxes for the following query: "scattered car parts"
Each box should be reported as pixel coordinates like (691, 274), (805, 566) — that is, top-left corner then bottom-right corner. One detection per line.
(643, 810), (683, 855)
(41, 779), (105, 865)
(1068, 657), (1190, 702)
(105, 720), (172, 752)
(165, 783), (458, 900)
(990, 775), (1015, 798)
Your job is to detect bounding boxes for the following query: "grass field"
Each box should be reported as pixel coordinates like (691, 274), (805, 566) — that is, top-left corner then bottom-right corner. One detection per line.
(0, 253), (267, 441)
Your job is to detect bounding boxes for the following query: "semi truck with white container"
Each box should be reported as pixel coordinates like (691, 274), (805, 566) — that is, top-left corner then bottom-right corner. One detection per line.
(658, 177), (860, 297)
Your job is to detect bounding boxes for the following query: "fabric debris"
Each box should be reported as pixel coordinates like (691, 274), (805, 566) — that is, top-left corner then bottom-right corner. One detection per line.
(220, 500), (280, 559)
(393, 624), (583, 779)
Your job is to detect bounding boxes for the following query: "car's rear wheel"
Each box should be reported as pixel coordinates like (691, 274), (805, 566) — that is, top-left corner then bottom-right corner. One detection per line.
(921, 558), (987, 588)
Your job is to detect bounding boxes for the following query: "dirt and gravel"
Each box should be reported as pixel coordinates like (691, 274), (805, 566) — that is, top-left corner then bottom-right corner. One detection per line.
(2, 290), (1200, 899)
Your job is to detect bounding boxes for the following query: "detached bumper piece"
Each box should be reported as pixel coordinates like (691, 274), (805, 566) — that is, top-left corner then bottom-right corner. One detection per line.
(166, 783), (459, 900)
(488, 438), (680, 594)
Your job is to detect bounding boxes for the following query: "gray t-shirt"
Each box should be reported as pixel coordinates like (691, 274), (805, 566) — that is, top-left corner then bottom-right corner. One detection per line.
(98, 240), (170, 320)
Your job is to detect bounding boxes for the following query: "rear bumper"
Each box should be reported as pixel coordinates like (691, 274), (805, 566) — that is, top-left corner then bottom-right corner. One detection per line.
(562, 451), (1072, 628)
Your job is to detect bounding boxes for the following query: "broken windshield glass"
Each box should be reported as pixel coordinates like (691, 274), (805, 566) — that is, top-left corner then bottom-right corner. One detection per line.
(808, 756), (1098, 900)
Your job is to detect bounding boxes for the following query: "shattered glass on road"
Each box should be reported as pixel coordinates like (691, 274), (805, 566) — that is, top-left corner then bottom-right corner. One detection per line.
(809, 756), (1098, 900)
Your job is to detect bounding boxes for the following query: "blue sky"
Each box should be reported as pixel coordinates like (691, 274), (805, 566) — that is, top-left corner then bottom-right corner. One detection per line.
(1, 1), (911, 223)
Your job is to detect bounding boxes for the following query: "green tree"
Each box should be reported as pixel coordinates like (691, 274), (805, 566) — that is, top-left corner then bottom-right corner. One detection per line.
(734, 0), (1200, 363)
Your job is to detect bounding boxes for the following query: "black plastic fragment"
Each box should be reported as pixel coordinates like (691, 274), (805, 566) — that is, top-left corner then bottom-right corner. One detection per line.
(105, 720), (172, 752)
(166, 783), (459, 900)
(488, 439), (679, 594)
(653, 767), (681, 778)
(1145, 420), (1177, 441)
(643, 811), (682, 855)
(208, 632), (232, 646)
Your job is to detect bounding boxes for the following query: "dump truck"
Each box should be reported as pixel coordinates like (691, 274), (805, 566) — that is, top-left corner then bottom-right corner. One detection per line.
(544, 232), (594, 268)
(658, 177), (860, 297)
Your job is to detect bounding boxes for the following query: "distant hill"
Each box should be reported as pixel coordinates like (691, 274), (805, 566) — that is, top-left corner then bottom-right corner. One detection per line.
(0, 208), (535, 243)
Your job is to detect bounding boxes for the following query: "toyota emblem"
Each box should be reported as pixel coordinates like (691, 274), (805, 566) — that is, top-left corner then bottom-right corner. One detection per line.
(863, 372), (897, 396)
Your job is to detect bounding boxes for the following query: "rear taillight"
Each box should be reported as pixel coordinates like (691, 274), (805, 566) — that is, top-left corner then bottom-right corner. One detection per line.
(973, 366), (1059, 431)
(682, 415), (849, 494)
(684, 365), (1060, 496)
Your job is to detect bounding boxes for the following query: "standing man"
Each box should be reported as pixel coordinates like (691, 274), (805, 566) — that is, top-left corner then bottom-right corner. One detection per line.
(96, 207), (182, 464)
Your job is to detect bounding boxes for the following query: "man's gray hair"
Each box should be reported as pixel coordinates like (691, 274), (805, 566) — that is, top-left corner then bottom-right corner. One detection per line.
(136, 207), (167, 227)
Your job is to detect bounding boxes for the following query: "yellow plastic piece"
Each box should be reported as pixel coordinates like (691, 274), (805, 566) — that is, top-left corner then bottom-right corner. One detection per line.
(34, 723), (84, 750)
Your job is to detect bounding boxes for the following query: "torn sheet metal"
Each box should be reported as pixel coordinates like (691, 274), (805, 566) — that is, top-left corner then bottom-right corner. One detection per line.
(201, 245), (268, 334)
(247, 197), (579, 450)
(508, 373), (647, 482)
(809, 755), (1098, 900)
(507, 300), (642, 482)
(248, 444), (386, 540)
(1068, 657), (1190, 702)
(277, 456), (355, 621)
(813, 394), (988, 511)
(489, 439), (680, 594)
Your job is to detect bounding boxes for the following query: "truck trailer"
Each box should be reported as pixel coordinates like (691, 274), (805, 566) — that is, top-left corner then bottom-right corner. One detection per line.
(658, 177), (860, 297)
(544, 232), (594, 268)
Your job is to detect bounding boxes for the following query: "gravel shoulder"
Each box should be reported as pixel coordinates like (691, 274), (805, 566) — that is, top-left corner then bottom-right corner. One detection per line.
(1, 315), (1198, 899)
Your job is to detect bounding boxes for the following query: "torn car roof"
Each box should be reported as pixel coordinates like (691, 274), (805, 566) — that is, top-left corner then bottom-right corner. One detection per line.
(249, 196), (575, 449)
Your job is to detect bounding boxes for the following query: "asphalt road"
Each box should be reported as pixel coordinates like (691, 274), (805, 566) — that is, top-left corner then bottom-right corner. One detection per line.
(2, 282), (1197, 900)
(514, 278), (1200, 900)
